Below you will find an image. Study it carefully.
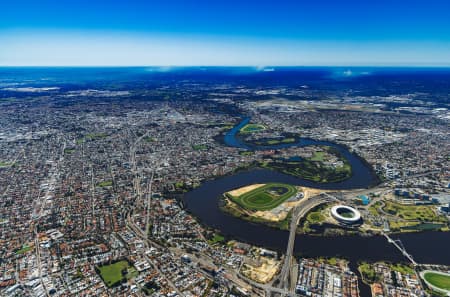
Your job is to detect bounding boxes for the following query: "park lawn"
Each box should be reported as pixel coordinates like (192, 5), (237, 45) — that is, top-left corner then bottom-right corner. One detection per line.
(228, 183), (297, 211)
(76, 133), (108, 144)
(144, 136), (155, 142)
(264, 138), (296, 145)
(221, 124), (235, 130)
(424, 272), (450, 290)
(266, 139), (281, 145)
(281, 138), (296, 143)
(192, 144), (208, 150)
(400, 222), (445, 232)
(16, 244), (33, 255)
(126, 266), (139, 280)
(368, 201), (383, 216)
(86, 133), (107, 140)
(306, 211), (325, 224)
(97, 180), (113, 187)
(358, 262), (380, 283)
(208, 234), (225, 245)
(239, 151), (254, 156)
(309, 151), (325, 162)
(239, 123), (266, 134)
(98, 260), (132, 287)
(262, 156), (352, 184)
(383, 201), (445, 222)
(0, 161), (12, 167)
(390, 263), (415, 275)
(64, 148), (75, 154)
(389, 220), (419, 231)
(336, 163), (352, 174)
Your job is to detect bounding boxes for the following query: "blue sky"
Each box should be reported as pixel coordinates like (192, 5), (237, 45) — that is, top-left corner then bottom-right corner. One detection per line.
(1, 0), (450, 66)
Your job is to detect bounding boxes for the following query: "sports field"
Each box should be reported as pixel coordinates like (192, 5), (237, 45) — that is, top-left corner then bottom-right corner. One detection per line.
(98, 260), (137, 287)
(227, 183), (297, 211)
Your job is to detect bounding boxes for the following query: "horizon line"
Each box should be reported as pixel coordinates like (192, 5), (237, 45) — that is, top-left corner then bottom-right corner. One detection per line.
(2, 65), (450, 68)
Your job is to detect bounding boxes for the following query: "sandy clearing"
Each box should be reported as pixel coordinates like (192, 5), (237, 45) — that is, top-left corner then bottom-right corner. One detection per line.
(227, 183), (266, 197)
(241, 257), (280, 284)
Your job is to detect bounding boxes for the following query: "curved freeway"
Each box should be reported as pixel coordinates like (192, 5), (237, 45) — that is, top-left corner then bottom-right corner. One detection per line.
(277, 194), (339, 294)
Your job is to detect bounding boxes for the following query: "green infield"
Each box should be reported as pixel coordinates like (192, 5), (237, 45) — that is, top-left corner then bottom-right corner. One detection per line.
(227, 183), (297, 211)
(423, 271), (450, 291)
(239, 123), (266, 134)
(338, 208), (356, 218)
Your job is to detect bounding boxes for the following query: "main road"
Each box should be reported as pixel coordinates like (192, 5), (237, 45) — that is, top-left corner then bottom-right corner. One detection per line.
(277, 194), (338, 294)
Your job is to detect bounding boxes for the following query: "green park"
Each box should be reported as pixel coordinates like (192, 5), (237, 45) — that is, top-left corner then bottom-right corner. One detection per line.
(239, 123), (266, 134)
(97, 260), (138, 287)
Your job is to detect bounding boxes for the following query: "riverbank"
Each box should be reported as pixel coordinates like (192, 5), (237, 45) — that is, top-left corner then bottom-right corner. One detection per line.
(183, 169), (450, 265)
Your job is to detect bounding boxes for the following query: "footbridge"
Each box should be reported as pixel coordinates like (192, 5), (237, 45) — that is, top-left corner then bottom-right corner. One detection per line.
(382, 232), (418, 266)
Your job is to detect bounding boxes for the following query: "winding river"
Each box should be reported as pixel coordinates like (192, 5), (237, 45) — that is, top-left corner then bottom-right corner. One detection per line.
(184, 117), (450, 296)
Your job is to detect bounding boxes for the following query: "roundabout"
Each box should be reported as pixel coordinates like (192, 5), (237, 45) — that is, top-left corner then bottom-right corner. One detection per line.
(331, 205), (361, 225)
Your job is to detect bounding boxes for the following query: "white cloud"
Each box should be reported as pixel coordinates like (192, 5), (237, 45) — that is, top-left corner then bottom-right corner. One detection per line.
(343, 70), (353, 76)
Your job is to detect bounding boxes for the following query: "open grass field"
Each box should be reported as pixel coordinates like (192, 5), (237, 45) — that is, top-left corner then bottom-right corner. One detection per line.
(97, 180), (113, 187)
(0, 161), (12, 167)
(307, 211), (324, 224)
(383, 201), (446, 222)
(252, 137), (297, 146)
(390, 263), (415, 275)
(86, 133), (108, 140)
(309, 151), (325, 162)
(16, 244), (32, 255)
(208, 233), (225, 245)
(423, 271), (450, 291)
(262, 159), (352, 183)
(358, 262), (380, 283)
(267, 137), (296, 145)
(98, 260), (135, 287)
(192, 144), (208, 150)
(64, 148), (75, 154)
(240, 123), (266, 134)
(369, 201), (447, 232)
(227, 183), (297, 211)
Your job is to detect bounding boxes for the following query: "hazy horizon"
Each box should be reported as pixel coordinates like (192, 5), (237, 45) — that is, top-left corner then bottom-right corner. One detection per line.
(2, 1), (450, 66)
